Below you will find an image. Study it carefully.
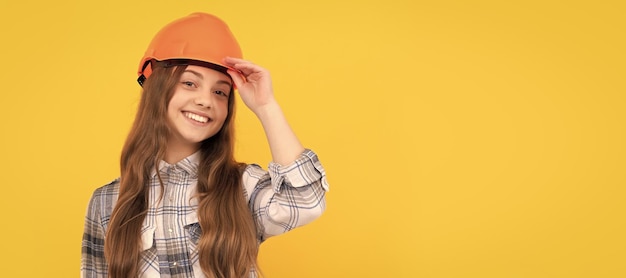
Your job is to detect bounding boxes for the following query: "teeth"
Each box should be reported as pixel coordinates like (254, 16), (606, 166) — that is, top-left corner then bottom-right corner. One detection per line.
(184, 112), (208, 123)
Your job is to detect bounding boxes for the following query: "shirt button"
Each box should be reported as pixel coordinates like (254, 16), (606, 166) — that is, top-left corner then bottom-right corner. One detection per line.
(168, 228), (174, 234)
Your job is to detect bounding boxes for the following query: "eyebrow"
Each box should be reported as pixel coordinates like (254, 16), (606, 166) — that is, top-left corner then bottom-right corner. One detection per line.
(216, 80), (233, 87)
(184, 69), (233, 87)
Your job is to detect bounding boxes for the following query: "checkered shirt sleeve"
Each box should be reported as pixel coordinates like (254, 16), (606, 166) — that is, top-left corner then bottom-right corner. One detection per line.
(243, 149), (329, 242)
(81, 179), (119, 278)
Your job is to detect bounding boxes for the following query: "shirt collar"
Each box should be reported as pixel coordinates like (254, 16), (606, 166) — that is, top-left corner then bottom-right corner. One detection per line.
(151, 150), (201, 179)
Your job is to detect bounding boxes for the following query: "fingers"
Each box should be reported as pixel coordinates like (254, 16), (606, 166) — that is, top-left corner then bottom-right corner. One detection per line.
(233, 63), (262, 77)
(223, 56), (249, 66)
(223, 57), (266, 76)
(223, 57), (250, 71)
(227, 69), (245, 88)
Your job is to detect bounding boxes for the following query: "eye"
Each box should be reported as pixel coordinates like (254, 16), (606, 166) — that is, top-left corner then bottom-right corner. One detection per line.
(181, 81), (197, 88)
(214, 90), (229, 97)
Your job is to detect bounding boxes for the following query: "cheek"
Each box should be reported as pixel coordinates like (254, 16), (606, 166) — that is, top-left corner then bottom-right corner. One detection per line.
(165, 99), (181, 126)
(219, 100), (231, 118)
(168, 89), (185, 108)
(167, 92), (185, 114)
(165, 103), (176, 121)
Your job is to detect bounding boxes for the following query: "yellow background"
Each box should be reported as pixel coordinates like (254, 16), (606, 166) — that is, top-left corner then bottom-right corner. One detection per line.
(0, 0), (624, 277)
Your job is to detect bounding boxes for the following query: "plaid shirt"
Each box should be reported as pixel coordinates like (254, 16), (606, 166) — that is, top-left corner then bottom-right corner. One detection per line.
(81, 149), (328, 278)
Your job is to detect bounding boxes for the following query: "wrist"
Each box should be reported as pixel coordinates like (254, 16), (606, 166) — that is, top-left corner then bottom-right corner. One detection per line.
(253, 99), (281, 122)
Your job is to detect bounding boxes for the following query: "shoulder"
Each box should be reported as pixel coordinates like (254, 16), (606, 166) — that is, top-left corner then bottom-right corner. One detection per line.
(91, 178), (121, 200)
(86, 178), (120, 219)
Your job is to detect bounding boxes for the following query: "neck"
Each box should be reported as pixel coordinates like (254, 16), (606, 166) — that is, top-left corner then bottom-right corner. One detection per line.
(165, 139), (200, 164)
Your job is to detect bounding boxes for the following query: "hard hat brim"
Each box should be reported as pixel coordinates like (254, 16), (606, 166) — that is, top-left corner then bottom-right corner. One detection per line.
(137, 58), (238, 87)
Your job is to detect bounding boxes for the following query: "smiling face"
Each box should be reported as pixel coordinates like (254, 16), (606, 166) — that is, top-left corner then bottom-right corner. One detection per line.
(165, 65), (233, 161)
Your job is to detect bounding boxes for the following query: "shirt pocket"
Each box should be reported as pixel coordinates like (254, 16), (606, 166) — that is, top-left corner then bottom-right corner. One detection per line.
(139, 225), (158, 268)
(186, 222), (202, 262)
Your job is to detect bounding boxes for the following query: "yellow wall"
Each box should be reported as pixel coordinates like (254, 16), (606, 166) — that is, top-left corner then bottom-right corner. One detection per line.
(1, 0), (624, 277)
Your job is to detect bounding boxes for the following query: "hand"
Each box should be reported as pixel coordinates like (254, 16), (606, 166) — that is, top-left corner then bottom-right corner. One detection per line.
(223, 58), (304, 165)
(223, 57), (276, 115)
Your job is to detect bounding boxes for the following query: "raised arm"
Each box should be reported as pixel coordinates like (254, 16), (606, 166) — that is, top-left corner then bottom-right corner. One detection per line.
(223, 57), (304, 165)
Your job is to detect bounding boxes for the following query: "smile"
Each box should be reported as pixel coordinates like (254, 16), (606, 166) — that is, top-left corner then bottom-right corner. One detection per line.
(184, 112), (210, 123)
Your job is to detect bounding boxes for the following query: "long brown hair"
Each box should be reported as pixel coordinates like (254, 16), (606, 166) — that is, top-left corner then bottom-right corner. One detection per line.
(104, 65), (258, 277)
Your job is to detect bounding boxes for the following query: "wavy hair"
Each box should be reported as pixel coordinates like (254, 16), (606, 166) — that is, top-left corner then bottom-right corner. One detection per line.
(104, 64), (258, 277)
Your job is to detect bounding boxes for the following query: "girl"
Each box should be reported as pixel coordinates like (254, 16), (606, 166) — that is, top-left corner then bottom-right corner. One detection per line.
(81, 13), (328, 278)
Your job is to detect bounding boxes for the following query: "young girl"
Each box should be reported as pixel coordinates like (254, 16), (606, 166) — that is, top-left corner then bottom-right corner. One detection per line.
(81, 13), (328, 278)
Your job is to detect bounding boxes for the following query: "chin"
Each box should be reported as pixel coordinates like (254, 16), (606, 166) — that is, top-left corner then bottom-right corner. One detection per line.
(188, 133), (216, 143)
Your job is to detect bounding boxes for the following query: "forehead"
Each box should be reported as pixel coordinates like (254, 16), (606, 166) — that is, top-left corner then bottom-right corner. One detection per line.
(183, 65), (231, 81)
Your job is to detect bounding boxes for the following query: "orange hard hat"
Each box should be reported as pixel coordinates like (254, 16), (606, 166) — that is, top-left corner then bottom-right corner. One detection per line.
(137, 12), (242, 86)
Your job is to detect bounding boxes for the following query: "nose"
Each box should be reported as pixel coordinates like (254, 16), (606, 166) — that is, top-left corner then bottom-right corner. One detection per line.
(194, 90), (213, 108)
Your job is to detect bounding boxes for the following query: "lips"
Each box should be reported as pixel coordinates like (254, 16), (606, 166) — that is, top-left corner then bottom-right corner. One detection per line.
(183, 111), (210, 123)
